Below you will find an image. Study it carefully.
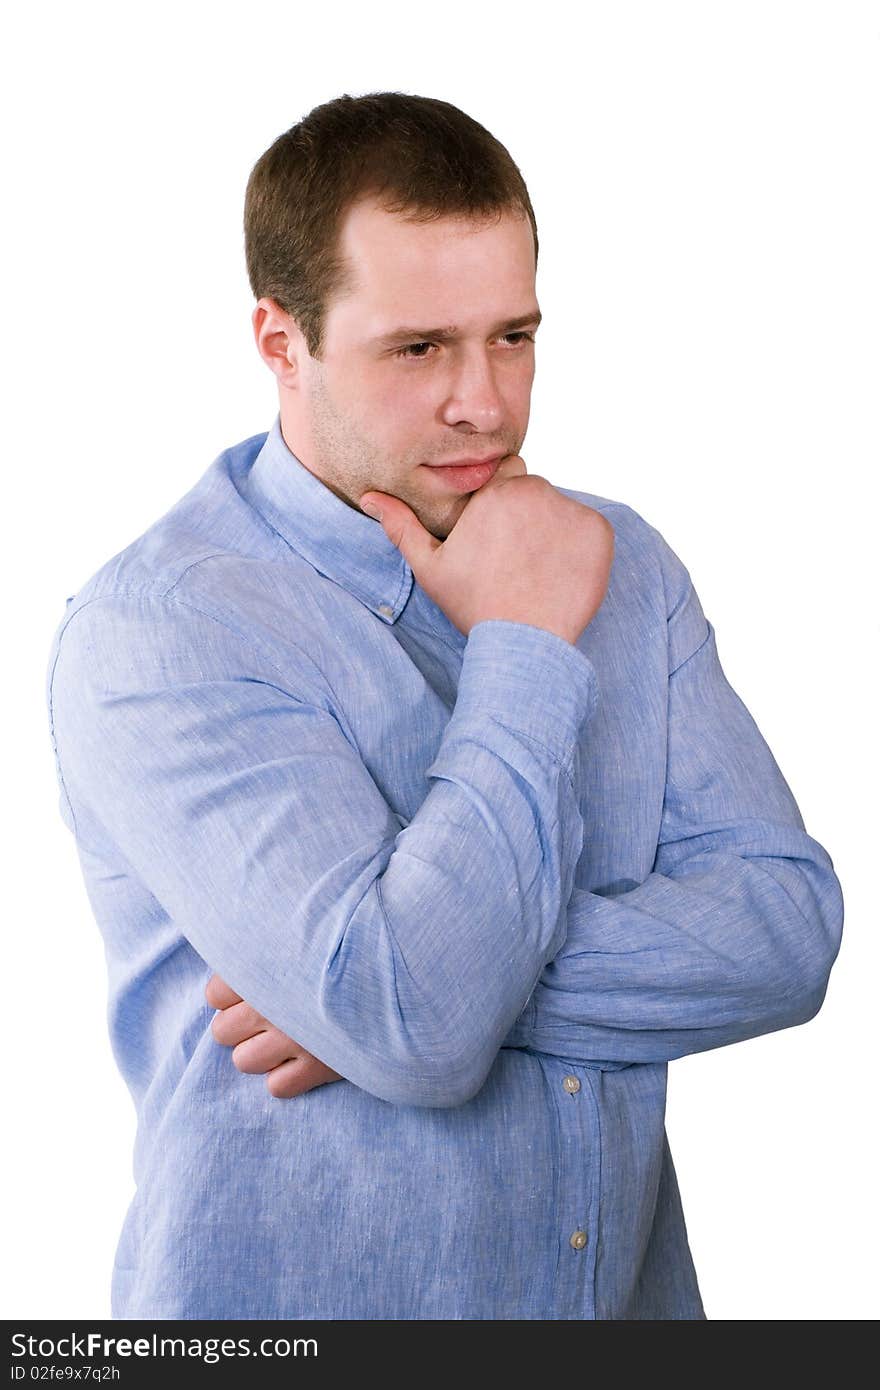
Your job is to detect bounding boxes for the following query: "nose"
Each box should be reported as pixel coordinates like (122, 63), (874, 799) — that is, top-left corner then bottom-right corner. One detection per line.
(439, 348), (505, 431)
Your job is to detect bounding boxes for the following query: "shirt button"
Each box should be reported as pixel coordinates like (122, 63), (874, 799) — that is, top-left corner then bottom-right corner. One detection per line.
(570, 1229), (588, 1251)
(378, 604), (394, 619)
(562, 1075), (581, 1094)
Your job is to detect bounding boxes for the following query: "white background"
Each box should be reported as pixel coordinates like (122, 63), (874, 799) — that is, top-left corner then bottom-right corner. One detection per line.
(3, 1), (877, 1321)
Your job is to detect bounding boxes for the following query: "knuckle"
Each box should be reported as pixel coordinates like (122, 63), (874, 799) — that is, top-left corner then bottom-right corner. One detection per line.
(495, 473), (549, 513)
(517, 472), (550, 493)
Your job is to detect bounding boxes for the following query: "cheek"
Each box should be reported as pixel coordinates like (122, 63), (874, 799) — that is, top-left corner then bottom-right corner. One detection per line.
(375, 377), (433, 437)
(505, 362), (535, 423)
(510, 356), (536, 396)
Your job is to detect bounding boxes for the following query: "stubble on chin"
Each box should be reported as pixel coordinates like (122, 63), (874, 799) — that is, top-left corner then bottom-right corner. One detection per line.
(409, 488), (470, 542)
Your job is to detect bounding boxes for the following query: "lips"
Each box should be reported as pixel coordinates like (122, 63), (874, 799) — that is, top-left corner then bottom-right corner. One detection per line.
(420, 455), (504, 494)
(426, 454), (506, 469)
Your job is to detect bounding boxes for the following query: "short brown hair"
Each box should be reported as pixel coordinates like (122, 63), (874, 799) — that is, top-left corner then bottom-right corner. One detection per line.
(243, 91), (539, 358)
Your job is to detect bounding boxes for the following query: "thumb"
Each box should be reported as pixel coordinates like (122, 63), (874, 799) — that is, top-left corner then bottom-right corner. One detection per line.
(359, 490), (442, 573)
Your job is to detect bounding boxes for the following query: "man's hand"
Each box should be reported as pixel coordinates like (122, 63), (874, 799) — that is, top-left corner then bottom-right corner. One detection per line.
(359, 455), (614, 646)
(205, 973), (344, 1099)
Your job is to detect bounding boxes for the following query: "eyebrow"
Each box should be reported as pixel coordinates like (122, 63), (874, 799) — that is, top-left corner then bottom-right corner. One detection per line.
(375, 310), (542, 348)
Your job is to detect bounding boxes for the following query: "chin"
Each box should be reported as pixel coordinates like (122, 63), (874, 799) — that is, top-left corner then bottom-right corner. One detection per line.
(427, 510), (461, 542)
(409, 498), (460, 542)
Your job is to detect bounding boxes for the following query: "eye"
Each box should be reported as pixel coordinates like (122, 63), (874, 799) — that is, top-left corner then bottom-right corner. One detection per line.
(394, 332), (535, 361)
(395, 341), (436, 360)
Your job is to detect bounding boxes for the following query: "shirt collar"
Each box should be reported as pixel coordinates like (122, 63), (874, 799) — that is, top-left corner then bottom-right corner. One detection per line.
(244, 413), (414, 625)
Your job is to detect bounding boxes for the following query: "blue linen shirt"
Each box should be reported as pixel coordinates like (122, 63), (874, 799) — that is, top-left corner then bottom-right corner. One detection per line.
(46, 414), (844, 1320)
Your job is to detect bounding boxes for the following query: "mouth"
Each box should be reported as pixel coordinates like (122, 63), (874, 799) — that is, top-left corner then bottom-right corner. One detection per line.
(420, 454), (505, 493)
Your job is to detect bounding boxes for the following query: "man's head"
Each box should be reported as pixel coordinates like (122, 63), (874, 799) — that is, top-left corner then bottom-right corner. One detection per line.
(246, 93), (540, 539)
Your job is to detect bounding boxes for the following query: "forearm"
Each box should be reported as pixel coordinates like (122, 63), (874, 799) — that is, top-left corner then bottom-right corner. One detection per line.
(286, 621), (596, 1104)
(51, 598), (598, 1108)
(504, 616), (844, 1066)
(504, 825), (843, 1064)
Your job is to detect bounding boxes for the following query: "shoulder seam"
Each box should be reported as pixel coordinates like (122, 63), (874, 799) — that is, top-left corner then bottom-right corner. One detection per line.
(162, 551), (246, 601)
(668, 620), (713, 678)
(49, 588), (332, 704)
(46, 633), (80, 835)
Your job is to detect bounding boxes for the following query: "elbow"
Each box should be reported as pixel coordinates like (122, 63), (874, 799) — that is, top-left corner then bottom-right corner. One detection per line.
(321, 959), (509, 1108)
(363, 1061), (490, 1110)
(388, 1013), (506, 1109)
(349, 1032), (496, 1110)
(797, 862), (845, 1009)
(398, 1073), (488, 1110)
(750, 863), (845, 1031)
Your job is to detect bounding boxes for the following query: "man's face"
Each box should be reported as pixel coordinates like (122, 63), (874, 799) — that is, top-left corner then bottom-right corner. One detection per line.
(280, 197), (540, 540)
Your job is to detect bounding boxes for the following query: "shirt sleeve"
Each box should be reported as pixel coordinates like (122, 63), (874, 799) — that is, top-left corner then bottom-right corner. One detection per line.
(48, 593), (598, 1108)
(504, 539), (845, 1067)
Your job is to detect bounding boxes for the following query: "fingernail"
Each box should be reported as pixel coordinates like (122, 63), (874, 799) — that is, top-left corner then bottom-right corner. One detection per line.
(360, 497), (383, 521)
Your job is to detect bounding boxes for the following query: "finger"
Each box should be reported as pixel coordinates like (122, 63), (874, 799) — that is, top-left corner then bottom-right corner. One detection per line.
(491, 453), (528, 482)
(265, 1055), (343, 1100)
(358, 491), (442, 574)
(232, 1030), (298, 1075)
(205, 973), (243, 1010)
(210, 999), (268, 1047)
(263, 1058), (309, 1099)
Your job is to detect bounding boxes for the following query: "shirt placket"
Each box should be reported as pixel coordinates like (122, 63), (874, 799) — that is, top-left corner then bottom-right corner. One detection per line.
(543, 1055), (600, 1318)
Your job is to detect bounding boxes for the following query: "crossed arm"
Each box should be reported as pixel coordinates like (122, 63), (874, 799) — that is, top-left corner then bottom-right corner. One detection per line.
(51, 555), (843, 1108)
(207, 606), (844, 1100)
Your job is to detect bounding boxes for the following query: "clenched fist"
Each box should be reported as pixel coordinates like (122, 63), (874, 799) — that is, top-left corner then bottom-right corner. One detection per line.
(360, 455), (614, 645)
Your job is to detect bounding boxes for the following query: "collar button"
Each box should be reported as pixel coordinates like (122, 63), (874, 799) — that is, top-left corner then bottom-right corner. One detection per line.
(378, 604), (394, 620)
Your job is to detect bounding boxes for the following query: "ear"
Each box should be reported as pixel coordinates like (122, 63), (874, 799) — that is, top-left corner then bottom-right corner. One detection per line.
(252, 297), (309, 389)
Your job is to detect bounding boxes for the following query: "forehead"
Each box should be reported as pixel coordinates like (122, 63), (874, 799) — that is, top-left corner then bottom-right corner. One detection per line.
(332, 197), (536, 327)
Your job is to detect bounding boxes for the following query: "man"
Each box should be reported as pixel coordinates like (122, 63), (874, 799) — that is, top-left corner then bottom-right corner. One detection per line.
(46, 92), (844, 1321)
